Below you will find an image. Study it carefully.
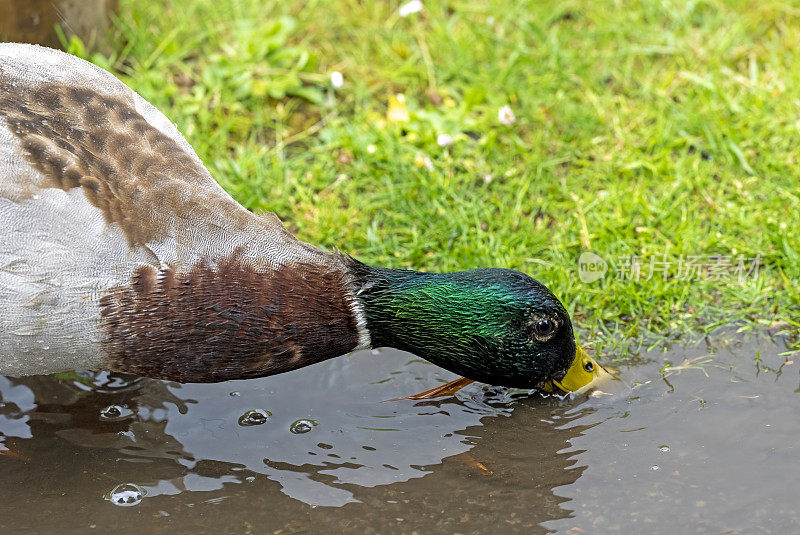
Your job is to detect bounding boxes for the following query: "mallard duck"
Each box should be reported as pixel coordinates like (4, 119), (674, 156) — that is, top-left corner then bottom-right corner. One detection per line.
(0, 43), (607, 397)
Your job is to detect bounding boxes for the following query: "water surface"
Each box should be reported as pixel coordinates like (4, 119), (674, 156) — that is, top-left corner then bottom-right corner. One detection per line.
(1, 332), (798, 533)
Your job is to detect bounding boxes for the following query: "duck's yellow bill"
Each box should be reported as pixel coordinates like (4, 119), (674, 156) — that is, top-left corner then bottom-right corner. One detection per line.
(541, 345), (612, 394)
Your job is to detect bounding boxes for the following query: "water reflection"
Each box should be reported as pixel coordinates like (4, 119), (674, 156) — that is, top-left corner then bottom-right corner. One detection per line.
(9, 335), (793, 533)
(0, 348), (588, 533)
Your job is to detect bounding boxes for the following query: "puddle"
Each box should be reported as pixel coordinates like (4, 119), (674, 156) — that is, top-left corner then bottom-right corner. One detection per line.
(0, 332), (797, 533)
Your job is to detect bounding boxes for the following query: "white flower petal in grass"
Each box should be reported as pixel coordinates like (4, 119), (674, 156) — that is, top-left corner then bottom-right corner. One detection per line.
(498, 105), (515, 125)
(367, 144), (377, 154)
(414, 152), (433, 171)
(399, 0), (423, 17)
(437, 133), (453, 147)
(330, 71), (344, 89)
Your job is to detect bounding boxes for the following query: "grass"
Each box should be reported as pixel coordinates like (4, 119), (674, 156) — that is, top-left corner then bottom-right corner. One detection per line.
(56, 0), (799, 357)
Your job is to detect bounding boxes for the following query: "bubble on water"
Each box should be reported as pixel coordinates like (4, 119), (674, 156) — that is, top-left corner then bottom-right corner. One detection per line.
(105, 483), (145, 507)
(238, 409), (271, 426)
(100, 405), (121, 419)
(229, 391), (240, 397)
(659, 445), (670, 453)
(290, 419), (318, 434)
(99, 405), (134, 422)
(650, 465), (660, 471)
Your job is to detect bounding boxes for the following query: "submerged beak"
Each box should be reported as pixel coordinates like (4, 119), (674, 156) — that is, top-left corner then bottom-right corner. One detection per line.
(541, 345), (613, 394)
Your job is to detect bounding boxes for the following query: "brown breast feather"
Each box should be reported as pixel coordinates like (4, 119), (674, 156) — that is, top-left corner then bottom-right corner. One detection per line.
(98, 255), (361, 382)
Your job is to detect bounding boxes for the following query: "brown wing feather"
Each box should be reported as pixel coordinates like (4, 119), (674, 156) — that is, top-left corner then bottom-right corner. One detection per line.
(0, 44), (329, 269)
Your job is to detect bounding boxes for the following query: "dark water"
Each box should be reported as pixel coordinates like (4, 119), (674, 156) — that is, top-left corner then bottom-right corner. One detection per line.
(1, 332), (798, 534)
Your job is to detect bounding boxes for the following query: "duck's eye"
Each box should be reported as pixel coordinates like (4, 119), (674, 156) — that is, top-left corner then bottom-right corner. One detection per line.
(583, 360), (594, 373)
(532, 318), (557, 340)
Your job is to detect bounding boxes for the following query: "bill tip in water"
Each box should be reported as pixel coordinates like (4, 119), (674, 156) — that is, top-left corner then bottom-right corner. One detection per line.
(542, 345), (613, 395)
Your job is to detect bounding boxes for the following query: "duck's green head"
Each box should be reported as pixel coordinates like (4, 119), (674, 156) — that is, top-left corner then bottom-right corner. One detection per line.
(348, 261), (586, 390)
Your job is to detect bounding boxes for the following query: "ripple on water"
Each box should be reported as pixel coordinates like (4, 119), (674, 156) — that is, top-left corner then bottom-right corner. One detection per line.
(70, 371), (143, 393)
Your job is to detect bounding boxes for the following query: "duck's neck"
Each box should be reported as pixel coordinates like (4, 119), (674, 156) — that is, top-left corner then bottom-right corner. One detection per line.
(347, 260), (507, 379)
(98, 256), (498, 383)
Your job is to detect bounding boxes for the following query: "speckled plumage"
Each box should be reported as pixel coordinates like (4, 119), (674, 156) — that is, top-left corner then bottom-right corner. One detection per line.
(0, 43), (369, 378)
